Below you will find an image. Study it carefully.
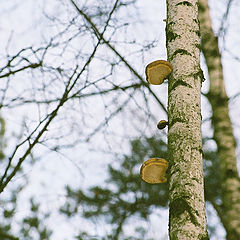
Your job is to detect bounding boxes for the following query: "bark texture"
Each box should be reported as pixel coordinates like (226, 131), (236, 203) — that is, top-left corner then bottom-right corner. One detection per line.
(199, 0), (240, 239)
(166, 0), (208, 239)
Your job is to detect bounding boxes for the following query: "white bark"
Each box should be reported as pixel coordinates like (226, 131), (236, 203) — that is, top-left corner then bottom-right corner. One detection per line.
(166, 0), (208, 239)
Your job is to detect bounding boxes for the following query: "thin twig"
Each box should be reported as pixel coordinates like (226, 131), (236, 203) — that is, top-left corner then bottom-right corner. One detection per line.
(0, 0), (123, 194)
(0, 63), (42, 78)
(70, 0), (167, 114)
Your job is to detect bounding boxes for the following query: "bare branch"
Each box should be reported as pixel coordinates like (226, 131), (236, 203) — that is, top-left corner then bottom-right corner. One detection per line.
(0, 62), (42, 79)
(0, 0), (125, 194)
(70, 0), (167, 114)
(217, 0), (233, 37)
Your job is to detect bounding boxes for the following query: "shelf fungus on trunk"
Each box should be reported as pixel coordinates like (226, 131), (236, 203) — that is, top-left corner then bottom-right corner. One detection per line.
(157, 120), (168, 130)
(140, 158), (168, 184)
(145, 60), (172, 85)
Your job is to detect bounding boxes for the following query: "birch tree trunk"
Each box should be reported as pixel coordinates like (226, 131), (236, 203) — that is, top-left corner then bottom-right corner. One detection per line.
(199, 0), (240, 238)
(166, 0), (208, 239)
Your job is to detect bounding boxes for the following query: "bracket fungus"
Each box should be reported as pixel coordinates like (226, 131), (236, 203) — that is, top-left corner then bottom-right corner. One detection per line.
(157, 120), (168, 130)
(145, 60), (172, 85)
(140, 158), (168, 184)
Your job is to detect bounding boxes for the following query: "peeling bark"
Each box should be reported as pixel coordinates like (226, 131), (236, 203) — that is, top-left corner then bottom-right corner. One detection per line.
(199, 0), (240, 239)
(166, 0), (208, 239)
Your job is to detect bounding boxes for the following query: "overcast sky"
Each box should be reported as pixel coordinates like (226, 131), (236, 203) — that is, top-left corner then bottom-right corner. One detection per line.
(0, 0), (239, 239)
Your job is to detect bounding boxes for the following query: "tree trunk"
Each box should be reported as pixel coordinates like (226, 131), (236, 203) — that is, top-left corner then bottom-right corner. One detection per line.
(166, 0), (208, 239)
(199, 0), (240, 239)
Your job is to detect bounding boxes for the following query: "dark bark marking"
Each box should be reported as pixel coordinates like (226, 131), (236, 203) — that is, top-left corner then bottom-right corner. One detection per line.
(195, 43), (201, 50)
(194, 18), (200, 24)
(170, 197), (199, 226)
(166, 30), (180, 42)
(170, 49), (192, 60)
(193, 69), (205, 82)
(170, 80), (193, 92)
(169, 117), (186, 129)
(196, 30), (201, 37)
(198, 232), (210, 240)
(176, 1), (193, 6)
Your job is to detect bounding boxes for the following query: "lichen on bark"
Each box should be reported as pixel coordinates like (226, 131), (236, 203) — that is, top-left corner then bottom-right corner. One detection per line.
(166, 0), (209, 239)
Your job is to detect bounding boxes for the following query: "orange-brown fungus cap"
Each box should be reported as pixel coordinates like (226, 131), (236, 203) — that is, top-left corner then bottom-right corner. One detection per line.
(145, 60), (172, 85)
(157, 120), (168, 130)
(140, 158), (168, 184)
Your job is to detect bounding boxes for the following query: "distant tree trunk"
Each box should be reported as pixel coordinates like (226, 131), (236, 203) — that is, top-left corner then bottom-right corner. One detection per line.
(166, 0), (209, 239)
(199, 0), (240, 239)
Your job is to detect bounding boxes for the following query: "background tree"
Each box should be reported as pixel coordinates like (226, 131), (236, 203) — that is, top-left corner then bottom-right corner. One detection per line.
(60, 135), (223, 239)
(60, 137), (168, 240)
(199, 0), (240, 238)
